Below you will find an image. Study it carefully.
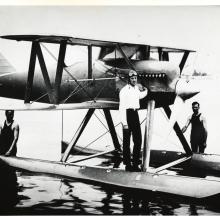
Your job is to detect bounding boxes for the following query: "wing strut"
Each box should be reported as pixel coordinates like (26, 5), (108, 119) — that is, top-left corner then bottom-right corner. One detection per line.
(67, 149), (114, 164)
(159, 47), (169, 61)
(25, 41), (38, 103)
(163, 106), (192, 155)
(153, 155), (192, 173)
(54, 40), (67, 103)
(41, 43), (95, 102)
(24, 40), (67, 104)
(158, 47), (163, 61)
(116, 44), (137, 71)
(36, 43), (55, 103)
(88, 45), (92, 79)
(179, 51), (190, 73)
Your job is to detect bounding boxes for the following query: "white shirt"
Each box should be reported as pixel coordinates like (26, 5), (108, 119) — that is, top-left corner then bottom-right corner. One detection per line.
(119, 84), (148, 126)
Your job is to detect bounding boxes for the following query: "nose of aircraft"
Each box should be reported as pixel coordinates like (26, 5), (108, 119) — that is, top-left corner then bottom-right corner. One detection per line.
(175, 78), (200, 100)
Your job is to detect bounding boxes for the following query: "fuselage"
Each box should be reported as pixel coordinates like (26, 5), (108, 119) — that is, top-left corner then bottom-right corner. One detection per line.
(0, 59), (197, 108)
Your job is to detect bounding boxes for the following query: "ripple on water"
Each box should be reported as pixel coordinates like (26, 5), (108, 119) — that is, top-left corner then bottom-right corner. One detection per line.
(0, 170), (220, 215)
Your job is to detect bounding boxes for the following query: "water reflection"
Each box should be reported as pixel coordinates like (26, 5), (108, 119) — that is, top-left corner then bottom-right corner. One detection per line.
(122, 191), (150, 215)
(0, 162), (18, 214)
(0, 162), (220, 215)
(189, 205), (198, 215)
(121, 190), (181, 215)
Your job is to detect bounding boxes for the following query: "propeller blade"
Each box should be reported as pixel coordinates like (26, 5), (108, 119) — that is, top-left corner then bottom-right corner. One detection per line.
(175, 78), (200, 100)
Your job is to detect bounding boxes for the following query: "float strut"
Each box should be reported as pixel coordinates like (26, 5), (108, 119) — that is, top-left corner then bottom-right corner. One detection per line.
(103, 109), (122, 153)
(142, 100), (155, 172)
(61, 109), (95, 162)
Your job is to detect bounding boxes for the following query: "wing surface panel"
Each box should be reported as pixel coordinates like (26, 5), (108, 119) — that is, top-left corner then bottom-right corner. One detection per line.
(1, 35), (195, 52)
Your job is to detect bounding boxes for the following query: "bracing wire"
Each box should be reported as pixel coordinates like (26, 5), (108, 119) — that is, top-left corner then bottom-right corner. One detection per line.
(30, 93), (48, 103)
(72, 121), (122, 155)
(61, 109), (63, 142)
(61, 84), (81, 104)
(40, 43), (95, 102)
(41, 43), (124, 153)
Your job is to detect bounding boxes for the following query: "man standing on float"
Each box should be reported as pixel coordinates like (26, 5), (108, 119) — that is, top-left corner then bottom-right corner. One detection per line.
(119, 70), (148, 171)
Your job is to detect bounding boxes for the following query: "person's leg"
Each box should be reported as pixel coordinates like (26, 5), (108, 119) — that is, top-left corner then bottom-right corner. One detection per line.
(199, 146), (205, 153)
(132, 129), (142, 168)
(123, 109), (133, 171)
(122, 128), (132, 170)
(130, 111), (142, 170)
(191, 141), (198, 153)
(199, 142), (206, 153)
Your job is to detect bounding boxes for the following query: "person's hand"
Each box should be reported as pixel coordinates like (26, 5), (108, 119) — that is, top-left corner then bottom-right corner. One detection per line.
(123, 125), (128, 129)
(137, 84), (145, 91)
(142, 86), (148, 91)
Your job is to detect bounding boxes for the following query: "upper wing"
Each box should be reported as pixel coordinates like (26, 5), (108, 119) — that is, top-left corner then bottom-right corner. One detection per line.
(1, 34), (196, 52)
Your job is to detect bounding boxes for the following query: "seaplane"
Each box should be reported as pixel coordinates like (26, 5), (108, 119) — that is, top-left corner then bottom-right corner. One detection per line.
(0, 34), (220, 201)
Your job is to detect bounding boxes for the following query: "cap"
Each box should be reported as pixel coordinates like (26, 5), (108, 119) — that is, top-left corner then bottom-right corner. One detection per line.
(128, 70), (138, 77)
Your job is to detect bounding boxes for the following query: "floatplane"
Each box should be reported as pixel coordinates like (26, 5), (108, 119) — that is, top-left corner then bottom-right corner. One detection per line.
(0, 34), (220, 200)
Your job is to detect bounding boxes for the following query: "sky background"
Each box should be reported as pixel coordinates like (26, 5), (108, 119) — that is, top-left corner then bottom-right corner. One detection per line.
(0, 5), (220, 159)
(0, 6), (220, 74)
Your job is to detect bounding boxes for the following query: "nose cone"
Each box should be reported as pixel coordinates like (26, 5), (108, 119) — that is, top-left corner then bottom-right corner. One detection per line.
(175, 78), (200, 100)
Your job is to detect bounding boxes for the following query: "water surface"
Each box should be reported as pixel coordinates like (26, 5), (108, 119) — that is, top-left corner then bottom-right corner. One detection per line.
(0, 167), (220, 216)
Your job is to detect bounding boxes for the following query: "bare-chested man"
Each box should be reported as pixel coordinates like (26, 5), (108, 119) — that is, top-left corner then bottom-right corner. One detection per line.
(0, 110), (19, 156)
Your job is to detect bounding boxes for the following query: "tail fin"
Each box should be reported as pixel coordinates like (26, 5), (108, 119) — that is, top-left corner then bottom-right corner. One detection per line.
(0, 52), (16, 74)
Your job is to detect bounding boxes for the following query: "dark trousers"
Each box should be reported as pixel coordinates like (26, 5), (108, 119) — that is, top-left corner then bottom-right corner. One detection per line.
(191, 141), (206, 153)
(123, 109), (142, 167)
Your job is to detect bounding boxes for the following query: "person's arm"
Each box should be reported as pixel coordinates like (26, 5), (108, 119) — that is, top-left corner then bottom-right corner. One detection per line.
(0, 124), (2, 135)
(5, 123), (19, 156)
(119, 89), (128, 128)
(138, 85), (148, 99)
(182, 116), (191, 133)
(201, 116), (208, 140)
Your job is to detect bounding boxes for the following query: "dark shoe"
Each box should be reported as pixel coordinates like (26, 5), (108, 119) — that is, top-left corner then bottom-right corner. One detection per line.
(132, 166), (142, 172)
(113, 149), (122, 158)
(125, 165), (133, 172)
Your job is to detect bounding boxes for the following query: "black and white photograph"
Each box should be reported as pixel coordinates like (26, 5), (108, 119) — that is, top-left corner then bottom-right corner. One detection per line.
(0, 0), (220, 215)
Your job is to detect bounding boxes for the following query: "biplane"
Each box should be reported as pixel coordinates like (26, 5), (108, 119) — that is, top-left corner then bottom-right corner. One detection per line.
(0, 34), (220, 200)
